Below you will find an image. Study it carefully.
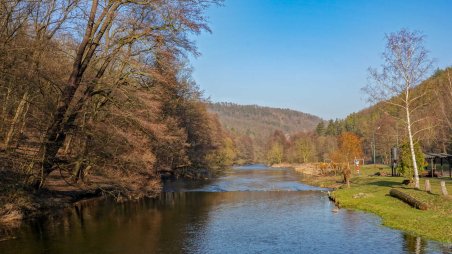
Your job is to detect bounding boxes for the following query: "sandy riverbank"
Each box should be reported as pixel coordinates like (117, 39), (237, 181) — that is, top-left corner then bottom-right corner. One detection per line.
(272, 163), (322, 175)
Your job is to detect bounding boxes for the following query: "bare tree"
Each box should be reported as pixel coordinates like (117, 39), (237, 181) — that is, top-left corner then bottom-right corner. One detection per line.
(39, 0), (219, 187)
(364, 29), (433, 189)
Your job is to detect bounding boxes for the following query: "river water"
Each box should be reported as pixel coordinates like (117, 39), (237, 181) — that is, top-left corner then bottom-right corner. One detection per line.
(0, 164), (450, 253)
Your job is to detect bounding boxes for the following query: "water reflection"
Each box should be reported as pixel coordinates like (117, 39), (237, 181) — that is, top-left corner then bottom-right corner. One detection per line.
(404, 234), (427, 254)
(0, 165), (450, 254)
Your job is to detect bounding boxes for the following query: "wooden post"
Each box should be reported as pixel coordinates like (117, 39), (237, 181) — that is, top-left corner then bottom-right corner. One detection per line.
(424, 179), (431, 193)
(440, 181), (448, 196)
(430, 158), (434, 177)
(440, 158), (443, 177)
(447, 158), (452, 178)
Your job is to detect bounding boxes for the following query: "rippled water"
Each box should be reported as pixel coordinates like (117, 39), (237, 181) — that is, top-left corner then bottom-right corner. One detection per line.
(164, 164), (326, 192)
(0, 164), (450, 253)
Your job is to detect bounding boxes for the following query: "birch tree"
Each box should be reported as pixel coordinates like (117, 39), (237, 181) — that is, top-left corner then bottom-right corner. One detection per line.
(364, 29), (433, 189)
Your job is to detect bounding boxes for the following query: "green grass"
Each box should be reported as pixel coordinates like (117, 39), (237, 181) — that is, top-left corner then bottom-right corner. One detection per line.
(330, 165), (452, 243)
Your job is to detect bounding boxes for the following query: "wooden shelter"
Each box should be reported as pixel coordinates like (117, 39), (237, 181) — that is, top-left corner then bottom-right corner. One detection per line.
(424, 152), (452, 178)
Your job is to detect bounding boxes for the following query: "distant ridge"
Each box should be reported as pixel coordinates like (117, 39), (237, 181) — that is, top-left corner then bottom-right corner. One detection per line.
(208, 102), (322, 136)
(207, 102), (323, 160)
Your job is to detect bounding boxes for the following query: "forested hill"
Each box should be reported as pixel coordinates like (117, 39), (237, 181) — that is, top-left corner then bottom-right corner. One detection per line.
(207, 102), (323, 162)
(208, 102), (322, 135)
(328, 67), (452, 164)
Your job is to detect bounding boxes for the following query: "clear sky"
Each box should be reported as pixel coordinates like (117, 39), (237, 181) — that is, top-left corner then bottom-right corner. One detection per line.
(190, 0), (452, 119)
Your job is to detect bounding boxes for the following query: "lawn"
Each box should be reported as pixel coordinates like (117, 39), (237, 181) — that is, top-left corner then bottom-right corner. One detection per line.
(304, 164), (452, 243)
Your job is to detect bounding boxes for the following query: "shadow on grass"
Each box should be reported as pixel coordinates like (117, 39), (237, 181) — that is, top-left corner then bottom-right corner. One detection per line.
(397, 186), (442, 197)
(366, 180), (401, 188)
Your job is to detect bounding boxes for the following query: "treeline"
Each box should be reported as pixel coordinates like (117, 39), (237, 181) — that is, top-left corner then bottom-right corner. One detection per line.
(208, 102), (323, 162)
(0, 0), (232, 200)
(263, 67), (452, 168)
(208, 67), (452, 171)
(264, 130), (336, 165)
(318, 67), (452, 164)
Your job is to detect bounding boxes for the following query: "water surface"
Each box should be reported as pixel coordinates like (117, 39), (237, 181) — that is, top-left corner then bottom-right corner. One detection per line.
(0, 164), (450, 253)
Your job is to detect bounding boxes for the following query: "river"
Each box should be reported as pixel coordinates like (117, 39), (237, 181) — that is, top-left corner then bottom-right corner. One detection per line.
(0, 164), (449, 253)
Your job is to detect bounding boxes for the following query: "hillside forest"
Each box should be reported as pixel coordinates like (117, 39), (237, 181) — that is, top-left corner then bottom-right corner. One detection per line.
(207, 102), (322, 163)
(0, 0), (236, 205)
(211, 68), (452, 171)
(291, 66), (450, 167)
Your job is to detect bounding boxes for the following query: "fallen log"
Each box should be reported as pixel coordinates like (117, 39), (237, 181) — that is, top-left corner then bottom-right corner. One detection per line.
(389, 189), (428, 210)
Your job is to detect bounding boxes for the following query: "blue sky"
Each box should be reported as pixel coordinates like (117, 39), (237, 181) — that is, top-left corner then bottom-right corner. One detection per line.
(190, 0), (452, 119)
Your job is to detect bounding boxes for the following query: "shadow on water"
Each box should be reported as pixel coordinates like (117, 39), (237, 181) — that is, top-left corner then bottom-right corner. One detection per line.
(0, 193), (215, 254)
(0, 165), (450, 254)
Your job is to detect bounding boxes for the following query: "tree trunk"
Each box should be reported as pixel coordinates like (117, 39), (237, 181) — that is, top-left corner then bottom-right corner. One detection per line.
(14, 100), (30, 149)
(406, 106), (420, 189)
(3, 91), (28, 149)
(389, 189), (428, 210)
(347, 163), (350, 188)
(63, 134), (73, 155)
(40, 72), (83, 187)
(73, 129), (92, 183)
(39, 0), (102, 188)
(343, 163), (351, 188)
(1, 87), (11, 134)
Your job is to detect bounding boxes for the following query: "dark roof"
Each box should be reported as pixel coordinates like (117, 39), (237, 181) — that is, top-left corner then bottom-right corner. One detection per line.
(424, 153), (452, 159)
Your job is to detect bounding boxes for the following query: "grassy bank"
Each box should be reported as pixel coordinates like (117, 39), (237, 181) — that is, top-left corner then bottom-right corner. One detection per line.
(299, 164), (452, 243)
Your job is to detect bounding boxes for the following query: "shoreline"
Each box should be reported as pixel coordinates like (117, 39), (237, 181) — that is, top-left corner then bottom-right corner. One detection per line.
(272, 162), (320, 175)
(272, 162), (344, 188)
(0, 171), (159, 229)
(0, 166), (215, 230)
(285, 163), (452, 243)
(1, 184), (109, 229)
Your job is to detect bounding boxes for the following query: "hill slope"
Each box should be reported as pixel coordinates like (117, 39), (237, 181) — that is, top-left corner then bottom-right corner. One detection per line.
(207, 102), (323, 161)
(333, 67), (452, 163)
(208, 102), (322, 135)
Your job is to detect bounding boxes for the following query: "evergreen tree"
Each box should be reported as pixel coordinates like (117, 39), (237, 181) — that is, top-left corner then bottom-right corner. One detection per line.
(315, 122), (326, 136)
(397, 142), (426, 182)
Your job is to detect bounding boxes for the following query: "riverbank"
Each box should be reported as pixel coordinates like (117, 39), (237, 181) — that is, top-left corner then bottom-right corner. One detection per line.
(291, 163), (452, 243)
(272, 163), (319, 175)
(0, 165), (215, 229)
(272, 162), (344, 188)
(0, 169), (161, 230)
